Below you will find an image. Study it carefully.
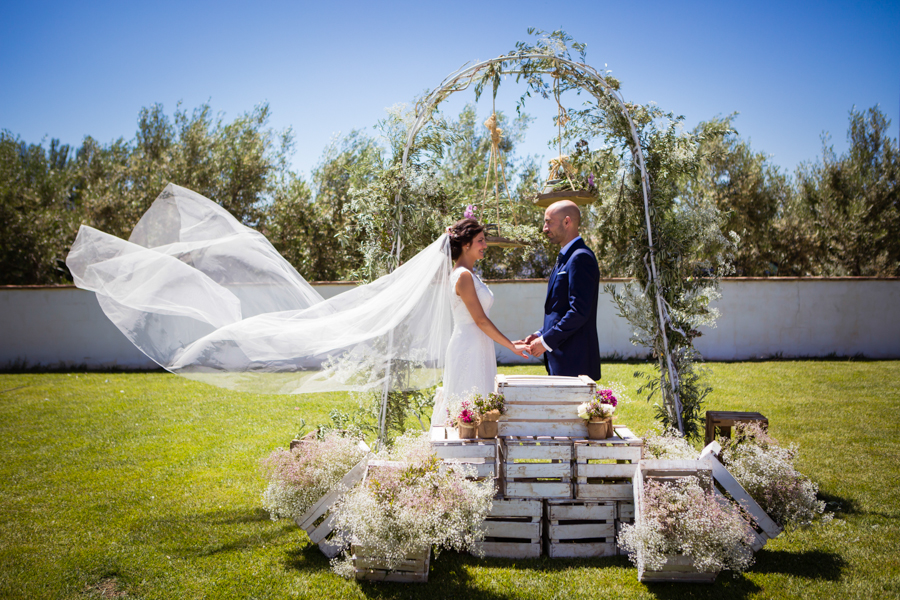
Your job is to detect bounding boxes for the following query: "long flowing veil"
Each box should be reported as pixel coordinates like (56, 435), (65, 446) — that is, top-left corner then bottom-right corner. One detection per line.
(67, 184), (453, 395)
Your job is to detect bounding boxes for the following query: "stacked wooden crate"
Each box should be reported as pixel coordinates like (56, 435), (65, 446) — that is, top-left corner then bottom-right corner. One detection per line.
(496, 374), (595, 438)
(294, 440), (370, 558)
(574, 426), (643, 503)
(545, 500), (617, 557)
(475, 499), (543, 558)
(430, 426), (499, 484)
(502, 436), (573, 500)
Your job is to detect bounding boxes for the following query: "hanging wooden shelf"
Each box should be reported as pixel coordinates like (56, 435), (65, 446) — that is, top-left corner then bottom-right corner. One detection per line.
(533, 189), (595, 208)
(484, 224), (528, 248)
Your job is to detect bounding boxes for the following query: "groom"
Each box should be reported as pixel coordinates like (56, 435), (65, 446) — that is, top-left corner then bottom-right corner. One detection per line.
(520, 200), (602, 380)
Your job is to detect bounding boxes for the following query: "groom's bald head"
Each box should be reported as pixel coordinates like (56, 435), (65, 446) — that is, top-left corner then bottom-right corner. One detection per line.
(543, 200), (581, 246)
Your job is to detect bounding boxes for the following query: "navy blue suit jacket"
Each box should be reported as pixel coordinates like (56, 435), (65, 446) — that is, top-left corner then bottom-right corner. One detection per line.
(539, 238), (602, 380)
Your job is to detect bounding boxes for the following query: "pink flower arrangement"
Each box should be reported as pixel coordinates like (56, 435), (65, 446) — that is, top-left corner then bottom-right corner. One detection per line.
(454, 399), (477, 426)
(464, 204), (477, 219)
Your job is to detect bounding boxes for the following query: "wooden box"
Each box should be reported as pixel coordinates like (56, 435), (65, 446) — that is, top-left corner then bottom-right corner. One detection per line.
(430, 427), (499, 481)
(496, 374), (595, 438)
(545, 500), (617, 558)
(294, 440), (370, 558)
(574, 426), (643, 501)
(699, 441), (782, 552)
(352, 544), (431, 583)
(634, 459), (719, 583)
(473, 498), (543, 559)
(502, 436), (573, 499)
(704, 410), (768, 446)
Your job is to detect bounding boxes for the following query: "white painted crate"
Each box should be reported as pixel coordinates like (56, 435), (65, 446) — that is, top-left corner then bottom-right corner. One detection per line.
(545, 500), (617, 558)
(473, 498), (542, 558)
(700, 441), (783, 552)
(501, 436), (573, 499)
(294, 440), (371, 558)
(352, 544), (430, 583)
(495, 374), (595, 437)
(634, 459), (720, 583)
(574, 426), (643, 501)
(429, 426), (499, 481)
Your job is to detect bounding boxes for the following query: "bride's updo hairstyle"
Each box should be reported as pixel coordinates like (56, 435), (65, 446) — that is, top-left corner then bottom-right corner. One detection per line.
(448, 218), (484, 261)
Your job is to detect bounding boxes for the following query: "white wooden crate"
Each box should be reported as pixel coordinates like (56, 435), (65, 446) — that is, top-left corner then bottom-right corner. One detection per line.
(430, 427), (499, 480)
(352, 544), (430, 583)
(634, 459), (720, 583)
(294, 440), (370, 558)
(699, 441), (783, 552)
(496, 374), (595, 438)
(545, 500), (617, 558)
(502, 436), (573, 499)
(473, 499), (542, 559)
(574, 426), (643, 501)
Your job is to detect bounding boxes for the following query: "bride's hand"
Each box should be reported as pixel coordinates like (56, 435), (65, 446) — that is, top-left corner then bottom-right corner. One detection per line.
(514, 343), (531, 358)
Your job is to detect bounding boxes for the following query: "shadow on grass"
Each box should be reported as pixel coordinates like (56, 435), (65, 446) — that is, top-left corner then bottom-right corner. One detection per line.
(751, 549), (845, 580)
(134, 508), (296, 558)
(817, 490), (862, 516)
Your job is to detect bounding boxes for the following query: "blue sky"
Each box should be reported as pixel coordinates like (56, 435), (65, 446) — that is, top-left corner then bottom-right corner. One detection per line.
(2, 0), (897, 180)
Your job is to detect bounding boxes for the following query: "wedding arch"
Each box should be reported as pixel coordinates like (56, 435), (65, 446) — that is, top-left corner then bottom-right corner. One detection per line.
(379, 41), (692, 440)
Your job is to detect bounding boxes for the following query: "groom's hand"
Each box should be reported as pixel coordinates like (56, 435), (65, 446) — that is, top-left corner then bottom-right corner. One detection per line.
(528, 338), (547, 357)
(517, 333), (538, 345)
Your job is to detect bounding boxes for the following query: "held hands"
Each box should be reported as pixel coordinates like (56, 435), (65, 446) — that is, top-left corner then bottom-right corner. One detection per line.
(513, 343), (531, 359)
(527, 337), (547, 357)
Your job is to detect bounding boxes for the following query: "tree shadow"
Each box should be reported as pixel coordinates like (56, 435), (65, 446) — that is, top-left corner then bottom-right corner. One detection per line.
(643, 577), (761, 600)
(817, 490), (862, 516)
(751, 549), (845, 581)
(133, 507), (297, 559)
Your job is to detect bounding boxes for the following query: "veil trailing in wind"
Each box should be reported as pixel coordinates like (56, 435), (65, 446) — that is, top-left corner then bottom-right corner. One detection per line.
(67, 184), (453, 395)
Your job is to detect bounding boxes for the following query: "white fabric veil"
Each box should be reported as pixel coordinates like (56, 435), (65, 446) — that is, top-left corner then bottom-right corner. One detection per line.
(67, 183), (453, 395)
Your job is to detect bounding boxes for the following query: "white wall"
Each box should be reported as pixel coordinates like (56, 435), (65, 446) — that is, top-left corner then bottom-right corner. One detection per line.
(2, 279), (898, 369)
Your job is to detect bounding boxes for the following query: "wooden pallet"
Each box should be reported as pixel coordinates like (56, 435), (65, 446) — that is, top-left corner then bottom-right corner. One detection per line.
(496, 374), (595, 438)
(429, 427), (499, 481)
(352, 544), (431, 583)
(502, 436), (573, 499)
(473, 498), (543, 558)
(545, 500), (617, 558)
(634, 459), (720, 583)
(574, 426), (643, 501)
(294, 440), (370, 558)
(699, 441), (783, 552)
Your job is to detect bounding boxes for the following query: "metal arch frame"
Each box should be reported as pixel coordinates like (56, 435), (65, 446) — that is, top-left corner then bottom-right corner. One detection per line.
(381, 53), (685, 441)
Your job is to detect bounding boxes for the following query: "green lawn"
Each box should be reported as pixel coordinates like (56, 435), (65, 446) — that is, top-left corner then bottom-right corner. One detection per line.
(1, 362), (898, 599)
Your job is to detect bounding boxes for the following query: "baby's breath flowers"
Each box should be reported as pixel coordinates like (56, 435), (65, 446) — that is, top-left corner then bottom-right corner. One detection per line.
(642, 427), (701, 460)
(618, 475), (756, 578)
(719, 423), (826, 528)
(261, 432), (367, 522)
(329, 431), (494, 578)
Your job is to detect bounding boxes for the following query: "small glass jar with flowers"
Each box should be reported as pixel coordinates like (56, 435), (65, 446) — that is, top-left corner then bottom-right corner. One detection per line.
(472, 392), (505, 438)
(578, 388), (618, 439)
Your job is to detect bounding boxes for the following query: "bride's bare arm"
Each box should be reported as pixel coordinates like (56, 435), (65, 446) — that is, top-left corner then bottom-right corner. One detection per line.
(456, 270), (529, 358)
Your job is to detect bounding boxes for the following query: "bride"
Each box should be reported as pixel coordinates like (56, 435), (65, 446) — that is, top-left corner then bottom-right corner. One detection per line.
(67, 184), (527, 423)
(434, 218), (530, 425)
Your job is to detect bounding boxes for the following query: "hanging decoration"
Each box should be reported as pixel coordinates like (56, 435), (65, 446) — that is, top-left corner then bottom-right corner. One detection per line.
(533, 68), (595, 208)
(479, 110), (527, 248)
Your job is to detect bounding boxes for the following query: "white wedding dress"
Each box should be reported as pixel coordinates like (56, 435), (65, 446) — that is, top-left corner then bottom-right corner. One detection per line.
(431, 266), (498, 426)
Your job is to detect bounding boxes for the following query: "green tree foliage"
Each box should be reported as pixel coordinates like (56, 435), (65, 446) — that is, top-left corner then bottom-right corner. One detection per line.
(689, 115), (796, 275)
(0, 133), (79, 284)
(0, 102), (296, 285)
(796, 106), (899, 276)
